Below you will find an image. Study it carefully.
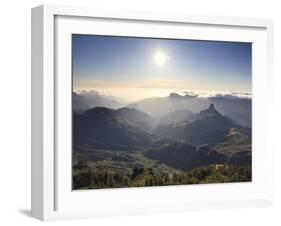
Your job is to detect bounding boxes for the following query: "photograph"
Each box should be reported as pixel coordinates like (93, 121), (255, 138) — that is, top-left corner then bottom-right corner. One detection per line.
(72, 34), (252, 190)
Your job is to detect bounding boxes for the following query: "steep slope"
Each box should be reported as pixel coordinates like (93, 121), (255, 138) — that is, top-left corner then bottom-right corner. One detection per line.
(209, 95), (251, 128)
(154, 104), (242, 146)
(211, 127), (252, 165)
(129, 92), (251, 127)
(73, 107), (155, 151)
(115, 107), (155, 131)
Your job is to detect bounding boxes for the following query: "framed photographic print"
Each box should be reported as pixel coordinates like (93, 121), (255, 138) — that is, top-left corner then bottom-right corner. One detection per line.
(31, 4), (274, 221)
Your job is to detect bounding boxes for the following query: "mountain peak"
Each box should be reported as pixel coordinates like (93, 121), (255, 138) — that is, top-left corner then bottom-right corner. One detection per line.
(209, 103), (215, 110)
(200, 103), (220, 117)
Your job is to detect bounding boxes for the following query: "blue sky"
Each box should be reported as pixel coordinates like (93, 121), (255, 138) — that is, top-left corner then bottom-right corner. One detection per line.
(72, 34), (251, 102)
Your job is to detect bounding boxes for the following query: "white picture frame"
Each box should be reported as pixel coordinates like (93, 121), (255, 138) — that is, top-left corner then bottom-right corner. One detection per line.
(31, 4), (274, 221)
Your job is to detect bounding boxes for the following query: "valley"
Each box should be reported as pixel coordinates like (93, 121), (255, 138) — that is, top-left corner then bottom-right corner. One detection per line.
(73, 95), (252, 189)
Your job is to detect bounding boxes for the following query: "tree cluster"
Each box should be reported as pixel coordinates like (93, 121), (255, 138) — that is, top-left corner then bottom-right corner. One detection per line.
(73, 159), (251, 189)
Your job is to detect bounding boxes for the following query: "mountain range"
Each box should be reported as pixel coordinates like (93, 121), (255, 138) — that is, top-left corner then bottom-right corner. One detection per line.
(129, 92), (251, 127)
(73, 107), (155, 151)
(154, 103), (243, 146)
(73, 101), (251, 171)
(73, 91), (251, 127)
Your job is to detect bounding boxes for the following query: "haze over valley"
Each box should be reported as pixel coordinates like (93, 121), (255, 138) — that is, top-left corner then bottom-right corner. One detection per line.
(73, 90), (252, 189)
(73, 90), (251, 127)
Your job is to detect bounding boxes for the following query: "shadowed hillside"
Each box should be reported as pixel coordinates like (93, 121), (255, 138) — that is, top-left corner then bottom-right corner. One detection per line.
(154, 103), (243, 145)
(73, 107), (155, 151)
(73, 103), (252, 189)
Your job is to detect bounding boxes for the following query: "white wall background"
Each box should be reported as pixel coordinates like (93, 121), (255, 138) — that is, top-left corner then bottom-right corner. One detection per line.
(0, 0), (280, 225)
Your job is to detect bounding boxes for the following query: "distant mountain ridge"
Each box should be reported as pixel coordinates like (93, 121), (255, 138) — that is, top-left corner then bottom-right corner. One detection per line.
(73, 91), (123, 112)
(73, 90), (251, 127)
(129, 92), (251, 127)
(154, 103), (242, 146)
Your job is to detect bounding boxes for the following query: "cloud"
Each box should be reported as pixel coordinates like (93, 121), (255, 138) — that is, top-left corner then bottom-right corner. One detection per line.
(179, 90), (252, 100)
(210, 93), (252, 100)
(183, 91), (199, 98)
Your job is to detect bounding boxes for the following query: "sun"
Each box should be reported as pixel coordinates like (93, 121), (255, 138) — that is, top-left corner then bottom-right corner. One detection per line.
(154, 50), (170, 66)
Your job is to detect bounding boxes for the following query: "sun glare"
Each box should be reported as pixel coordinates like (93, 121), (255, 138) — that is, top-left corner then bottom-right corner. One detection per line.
(154, 50), (170, 66)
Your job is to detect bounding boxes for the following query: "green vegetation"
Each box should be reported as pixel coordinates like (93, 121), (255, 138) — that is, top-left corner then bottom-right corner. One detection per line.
(73, 157), (251, 189)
